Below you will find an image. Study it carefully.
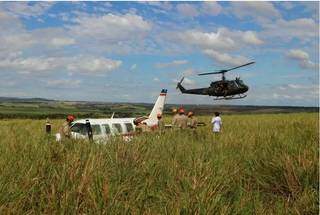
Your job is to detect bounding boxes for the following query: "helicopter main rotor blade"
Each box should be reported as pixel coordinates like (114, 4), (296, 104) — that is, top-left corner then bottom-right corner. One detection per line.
(197, 61), (255, 76)
(198, 71), (223, 76)
(223, 61), (255, 72)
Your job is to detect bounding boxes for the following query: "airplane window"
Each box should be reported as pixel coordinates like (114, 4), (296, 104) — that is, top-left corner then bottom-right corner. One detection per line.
(112, 123), (122, 134)
(91, 125), (101, 135)
(102, 124), (111, 135)
(125, 123), (134, 132)
(70, 123), (87, 135)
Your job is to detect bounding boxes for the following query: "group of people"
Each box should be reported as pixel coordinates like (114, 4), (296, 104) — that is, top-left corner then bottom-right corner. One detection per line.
(171, 108), (198, 129)
(132, 107), (198, 133)
(171, 108), (222, 133)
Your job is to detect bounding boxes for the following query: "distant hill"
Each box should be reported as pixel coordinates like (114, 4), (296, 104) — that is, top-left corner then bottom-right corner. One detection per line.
(0, 97), (54, 103)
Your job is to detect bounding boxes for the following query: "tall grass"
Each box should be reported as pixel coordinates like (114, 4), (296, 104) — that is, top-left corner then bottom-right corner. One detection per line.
(0, 113), (318, 214)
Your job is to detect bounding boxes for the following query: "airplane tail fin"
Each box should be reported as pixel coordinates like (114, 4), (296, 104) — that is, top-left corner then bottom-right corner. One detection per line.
(176, 77), (186, 92)
(148, 89), (167, 120)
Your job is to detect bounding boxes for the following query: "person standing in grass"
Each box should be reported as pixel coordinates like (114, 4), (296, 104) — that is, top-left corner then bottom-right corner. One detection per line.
(59, 115), (75, 139)
(212, 112), (222, 133)
(173, 108), (188, 129)
(156, 113), (165, 132)
(171, 108), (179, 127)
(187, 111), (198, 129)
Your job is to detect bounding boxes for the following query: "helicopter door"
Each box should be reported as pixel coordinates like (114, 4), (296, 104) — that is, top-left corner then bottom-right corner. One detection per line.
(214, 82), (224, 94)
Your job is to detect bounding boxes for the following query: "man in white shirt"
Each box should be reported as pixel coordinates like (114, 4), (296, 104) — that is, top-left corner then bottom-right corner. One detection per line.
(211, 112), (222, 133)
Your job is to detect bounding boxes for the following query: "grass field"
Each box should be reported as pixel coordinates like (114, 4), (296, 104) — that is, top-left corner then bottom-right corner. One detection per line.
(0, 113), (318, 214)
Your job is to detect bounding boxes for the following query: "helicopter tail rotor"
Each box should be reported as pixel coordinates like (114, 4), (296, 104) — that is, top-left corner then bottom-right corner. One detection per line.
(176, 77), (186, 92)
(176, 77), (184, 89)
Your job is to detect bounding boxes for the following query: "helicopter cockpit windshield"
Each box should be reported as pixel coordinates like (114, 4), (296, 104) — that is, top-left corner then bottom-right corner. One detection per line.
(235, 79), (245, 87)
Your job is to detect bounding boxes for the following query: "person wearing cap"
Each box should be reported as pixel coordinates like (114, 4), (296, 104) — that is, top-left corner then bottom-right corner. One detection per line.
(171, 108), (179, 127)
(157, 113), (165, 132)
(134, 120), (151, 133)
(173, 108), (188, 129)
(187, 111), (198, 129)
(59, 115), (75, 139)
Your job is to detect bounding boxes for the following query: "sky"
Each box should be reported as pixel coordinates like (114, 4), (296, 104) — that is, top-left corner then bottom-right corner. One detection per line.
(0, 1), (319, 106)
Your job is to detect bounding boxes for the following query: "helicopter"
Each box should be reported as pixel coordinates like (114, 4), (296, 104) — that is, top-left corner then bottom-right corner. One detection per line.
(176, 62), (255, 100)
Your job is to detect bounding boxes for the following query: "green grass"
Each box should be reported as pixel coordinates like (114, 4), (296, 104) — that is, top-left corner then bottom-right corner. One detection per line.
(0, 113), (318, 214)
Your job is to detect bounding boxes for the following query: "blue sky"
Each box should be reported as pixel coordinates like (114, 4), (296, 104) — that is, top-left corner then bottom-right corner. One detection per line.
(0, 1), (318, 106)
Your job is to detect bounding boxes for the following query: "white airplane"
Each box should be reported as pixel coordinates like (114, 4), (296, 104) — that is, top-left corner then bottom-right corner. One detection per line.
(56, 89), (167, 141)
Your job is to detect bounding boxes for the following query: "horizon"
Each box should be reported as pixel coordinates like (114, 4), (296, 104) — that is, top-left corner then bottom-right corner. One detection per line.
(0, 2), (319, 106)
(1, 95), (318, 108)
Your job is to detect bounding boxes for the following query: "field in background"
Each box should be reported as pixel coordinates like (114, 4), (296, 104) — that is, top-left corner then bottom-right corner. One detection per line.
(0, 97), (317, 119)
(0, 113), (318, 214)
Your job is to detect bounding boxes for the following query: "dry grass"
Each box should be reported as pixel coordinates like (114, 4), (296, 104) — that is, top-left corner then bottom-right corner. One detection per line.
(0, 113), (318, 214)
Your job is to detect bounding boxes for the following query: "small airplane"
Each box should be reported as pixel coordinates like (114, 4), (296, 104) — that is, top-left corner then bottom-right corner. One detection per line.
(177, 62), (254, 100)
(55, 89), (167, 142)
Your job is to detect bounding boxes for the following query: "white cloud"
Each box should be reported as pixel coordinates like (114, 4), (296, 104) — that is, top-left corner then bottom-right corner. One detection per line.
(204, 50), (250, 66)
(69, 13), (152, 42)
(0, 10), (154, 65)
(0, 2), (54, 18)
(183, 77), (195, 85)
(281, 2), (295, 10)
(178, 30), (237, 51)
(155, 60), (188, 68)
(50, 37), (75, 47)
(146, 1), (173, 10)
(248, 83), (319, 106)
(287, 84), (312, 90)
(173, 77), (195, 86)
(176, 3), (199, 18)
(66, 56), (122, 74)
(177, 28), (263, 52)
(46, 79), (82, 88)
(230, 2), (281, 24)
(181, 68), (196, 76)
(202, 1), (222, 16)
(172, 28), (260, 66)
(0, 56), (58, 74)
(153, 77), (160, 82)
(151, 2), (222, 18)
(61, 13), (153, 54)
(0, 11), (35, 55)
(0, 11), (76, 57)
(262, 18), (318, 42)
(287, 49), (317, 69)
(242, 31), (264, 45)
(0, 55), (122, 75)
(279, 84), (318, 91)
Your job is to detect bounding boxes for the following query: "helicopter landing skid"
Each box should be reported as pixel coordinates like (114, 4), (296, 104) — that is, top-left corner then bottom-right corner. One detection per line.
(214, 94), (247, 100)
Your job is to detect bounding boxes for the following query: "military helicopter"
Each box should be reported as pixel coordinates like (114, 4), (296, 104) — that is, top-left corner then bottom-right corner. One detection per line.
(176, 62), (254, 100)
